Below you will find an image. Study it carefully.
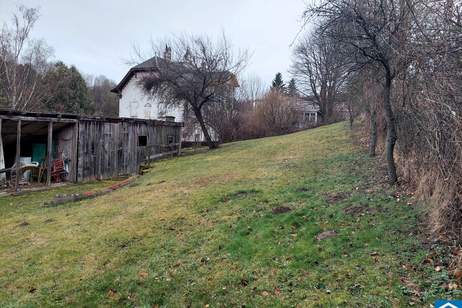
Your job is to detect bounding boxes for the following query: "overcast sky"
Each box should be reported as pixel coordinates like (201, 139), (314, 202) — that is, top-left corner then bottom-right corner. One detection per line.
(0, 0), (308, 86)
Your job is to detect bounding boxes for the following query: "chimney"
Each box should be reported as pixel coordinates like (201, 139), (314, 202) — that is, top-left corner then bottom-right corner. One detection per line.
(183, 47), (191, 63)
(164, 45), (172, 62)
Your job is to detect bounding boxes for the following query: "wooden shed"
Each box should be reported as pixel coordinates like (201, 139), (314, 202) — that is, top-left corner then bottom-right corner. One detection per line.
(0, 110), (182, 190)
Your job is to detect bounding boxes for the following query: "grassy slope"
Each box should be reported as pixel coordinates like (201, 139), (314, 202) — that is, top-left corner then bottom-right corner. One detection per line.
(0, 123), (454, 307)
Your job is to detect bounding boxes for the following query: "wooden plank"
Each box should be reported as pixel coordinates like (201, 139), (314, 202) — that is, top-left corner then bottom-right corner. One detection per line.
(14, 120), (21, 191)
(47, 121), (53, 186)
(177, 127), (182, 155)
(77, 122), (84, 182)
(71, 122), (79, 182)
(96, 122), (102, 180)
(113, 123), (119, 177)
(0, 118), (3, 183)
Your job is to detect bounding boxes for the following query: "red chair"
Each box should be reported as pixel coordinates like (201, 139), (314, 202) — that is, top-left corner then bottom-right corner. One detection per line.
(51, 159), (66, 182)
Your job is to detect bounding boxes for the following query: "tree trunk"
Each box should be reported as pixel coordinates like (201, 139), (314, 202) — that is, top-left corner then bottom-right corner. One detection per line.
(383, 69), (398, 184)
(369, 107), (377, 157)
(327, 92), (335, 122)
(319, 83), (328, 122)
(348, 103), (354, 129)
(193, 108), (218, 149)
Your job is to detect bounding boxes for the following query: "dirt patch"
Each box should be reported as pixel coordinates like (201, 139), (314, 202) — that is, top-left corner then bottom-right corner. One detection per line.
(18, 221), (30, 227)
(344, 203), (377, 216)
(221, 189), (260, 202)
(315, 230), (337, 241)
(325, 192), (350, 204)
(296, 187), (311, 193)
(272, 206), (292, 214)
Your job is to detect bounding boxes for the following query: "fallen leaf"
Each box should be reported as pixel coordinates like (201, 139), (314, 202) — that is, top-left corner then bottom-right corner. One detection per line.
(107, 288), (119, 300)
(454, 268), (462, 280)
(448, 282), (459, 290)
(139, 271), (149, 279)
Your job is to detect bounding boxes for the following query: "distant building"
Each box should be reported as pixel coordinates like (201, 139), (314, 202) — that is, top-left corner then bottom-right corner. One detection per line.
(291, 96), (321, 129)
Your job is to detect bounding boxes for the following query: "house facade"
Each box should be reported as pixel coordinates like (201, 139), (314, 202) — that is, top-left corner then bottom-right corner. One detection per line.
(114, 71), (184, 122)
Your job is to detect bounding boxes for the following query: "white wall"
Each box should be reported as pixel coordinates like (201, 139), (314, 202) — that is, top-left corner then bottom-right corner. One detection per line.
(119, 72), (184, 122)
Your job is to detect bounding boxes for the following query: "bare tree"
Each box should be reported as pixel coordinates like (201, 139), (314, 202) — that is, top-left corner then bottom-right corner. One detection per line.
(249, 90), (298, 137)
(291, 29), (350, 122)
(0, 5), (53, 111)
(306, 0), (413, 184)
(346, 67), (383, 156)
(237, 74), (266, 106)
(202, 93), (243, 143)
(314, 0), (462, 239)
(137, 35), (247, 149)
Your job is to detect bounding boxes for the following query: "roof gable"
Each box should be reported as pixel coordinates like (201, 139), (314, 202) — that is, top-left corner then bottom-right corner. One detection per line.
(111, 56), (239, 94)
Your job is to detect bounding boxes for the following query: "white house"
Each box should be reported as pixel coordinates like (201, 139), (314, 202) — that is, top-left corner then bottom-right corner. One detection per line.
(111, 49), (238, 143)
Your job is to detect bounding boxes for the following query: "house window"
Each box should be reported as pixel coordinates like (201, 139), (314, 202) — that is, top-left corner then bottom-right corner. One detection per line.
(305, 112), (317, 122)
(304, 112), (311, 122)
(167, 135), (174, 144)
(144, 103), (152, 119)
(130, 101), (139, 118)
(138, 136), (148, 147)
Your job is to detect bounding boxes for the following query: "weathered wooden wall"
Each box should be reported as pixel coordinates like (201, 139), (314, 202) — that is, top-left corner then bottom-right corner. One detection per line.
(77, 119), (181, 182)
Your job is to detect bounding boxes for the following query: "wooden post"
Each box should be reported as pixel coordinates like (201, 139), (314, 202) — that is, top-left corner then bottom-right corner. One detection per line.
(15, 120), (21, 191)
(114, 123), (119, 177)
(96, 122), (102, 180)
(178, 127), (183, 156)
(47, 121), (53, 186)
(0, 118), (4, 183)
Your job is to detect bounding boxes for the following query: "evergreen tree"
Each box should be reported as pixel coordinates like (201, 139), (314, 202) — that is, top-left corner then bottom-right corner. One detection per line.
(41, 62), (92, 114)
(271, 72), (285, 92)
(87, 75), (119, 117)
(287, 78), (298, 97)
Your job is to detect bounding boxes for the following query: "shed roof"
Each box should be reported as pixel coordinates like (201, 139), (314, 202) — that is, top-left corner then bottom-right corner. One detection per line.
(0, 109), (183, 127)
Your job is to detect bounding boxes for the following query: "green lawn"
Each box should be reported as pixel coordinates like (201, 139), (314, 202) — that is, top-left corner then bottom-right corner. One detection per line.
(0, 123), (457, 306)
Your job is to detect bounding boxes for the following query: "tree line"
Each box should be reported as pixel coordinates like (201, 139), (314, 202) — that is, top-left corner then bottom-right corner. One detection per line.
(0, 6), (118, 116)
(296, 0), (461, 240)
